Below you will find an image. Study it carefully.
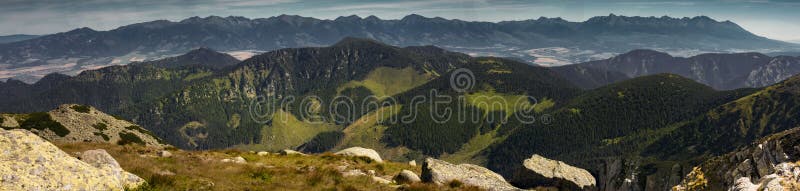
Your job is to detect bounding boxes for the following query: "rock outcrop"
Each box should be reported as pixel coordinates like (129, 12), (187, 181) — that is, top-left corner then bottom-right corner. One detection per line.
(675, 127), (800, 190)
(0, 129), (145, 190)
(0, 104), (165, 147)
(335, 147), (383, 163)
(422, 158), (519, 191)
(510, 154), (597, 190)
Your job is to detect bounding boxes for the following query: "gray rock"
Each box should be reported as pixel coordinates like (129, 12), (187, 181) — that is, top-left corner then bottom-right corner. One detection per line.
(233, 156), (246, 164)
(422, 158), (519, 191)
(159, 150), (172, 158)
(257, 151), (270, 156)
(372, 176), (393, 184)
(80, 149), (122, 169)
(280, 149), (306, 156)
(510, 154), (596, 190)
(394, 170), (421, 184)
(335, 147), (383, 163)
(409, 160), (417, 166)
(342, 169), (367, 177)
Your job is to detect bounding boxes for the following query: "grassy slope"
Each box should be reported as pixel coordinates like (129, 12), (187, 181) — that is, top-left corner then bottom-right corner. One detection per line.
(236, 109), (340, 152)
(336, 105), (414, 160)
(56, 143), (480, 191)
(338, 67), (434, 98)
(381, 57), (580, 162)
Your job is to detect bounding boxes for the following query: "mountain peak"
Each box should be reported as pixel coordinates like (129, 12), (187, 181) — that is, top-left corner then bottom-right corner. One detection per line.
(65, 27), (97, 34)
(184, 47), (219, 56)
(401, 14), (428, 22)
(335, 15), (362, 22)
(145, 47), (239, 69)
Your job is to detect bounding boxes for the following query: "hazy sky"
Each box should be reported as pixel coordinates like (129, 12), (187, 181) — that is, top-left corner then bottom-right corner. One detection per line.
(0, 0), (798, 41)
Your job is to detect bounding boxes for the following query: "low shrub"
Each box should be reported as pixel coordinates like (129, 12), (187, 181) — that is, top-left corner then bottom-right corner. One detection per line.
(118, 132), (145, 145)
(19, 112), (70, 137)
(70, 105), (91, 113)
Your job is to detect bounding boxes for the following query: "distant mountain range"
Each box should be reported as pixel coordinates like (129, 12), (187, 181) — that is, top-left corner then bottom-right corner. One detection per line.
(1, 14), (797, 83)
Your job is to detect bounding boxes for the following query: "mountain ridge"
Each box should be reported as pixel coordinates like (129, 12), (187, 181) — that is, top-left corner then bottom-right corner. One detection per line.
(2, 14), (796, 82)
(560, 49), (800, 90)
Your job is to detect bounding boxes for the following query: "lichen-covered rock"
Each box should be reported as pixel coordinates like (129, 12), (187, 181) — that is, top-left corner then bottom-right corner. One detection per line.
(394, 170), (421, 184)
(422, 158), (519, 191)
(510, 154), (596, 190)
(0, 129), (145, 190)
(335, 147), (383, 163)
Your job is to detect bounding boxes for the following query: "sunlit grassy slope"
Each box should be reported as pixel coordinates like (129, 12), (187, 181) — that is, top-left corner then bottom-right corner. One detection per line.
(236, 109), (339, 151)
(338, 67), (434, 98)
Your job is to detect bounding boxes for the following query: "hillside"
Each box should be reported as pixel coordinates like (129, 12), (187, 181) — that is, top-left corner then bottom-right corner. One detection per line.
(0, 104), (165, 147)
(129, 38), (472, 150)
(0, 47), (237, 114)
(644, 73), (800, 160)
(551, 64), (630, 89)
(371, 57), (581, 163)
(1, 14), (796, 82)
(561, 49), (800, 90)
(485, 74), (756, 190)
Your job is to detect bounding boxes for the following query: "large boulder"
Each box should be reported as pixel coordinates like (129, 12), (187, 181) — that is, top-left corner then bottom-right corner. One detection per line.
(422, 158), (519, 191)
(0, 129), (145, 190)
(510, 154), (596, 190)
(335, 147), (383, 163)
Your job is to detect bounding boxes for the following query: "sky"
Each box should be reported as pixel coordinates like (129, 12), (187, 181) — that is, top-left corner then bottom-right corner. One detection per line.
(0, 0), (798, 41)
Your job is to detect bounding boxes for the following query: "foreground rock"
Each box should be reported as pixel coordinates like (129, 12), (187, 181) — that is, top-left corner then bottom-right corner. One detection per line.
(510, 154), (596, 190)
(335, 147), (383, 163)
(422, 158), (519, 191)
(0, 129), (145, 190)
(675, 127), (800, 190)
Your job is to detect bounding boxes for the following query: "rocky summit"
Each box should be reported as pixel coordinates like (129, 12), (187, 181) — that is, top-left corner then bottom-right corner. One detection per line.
(0, 104), (166, 147)
(0, 128), (144, 190)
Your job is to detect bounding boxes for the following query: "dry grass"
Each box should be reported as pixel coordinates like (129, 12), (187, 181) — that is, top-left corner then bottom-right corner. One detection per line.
(56, 143), (480, 191)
